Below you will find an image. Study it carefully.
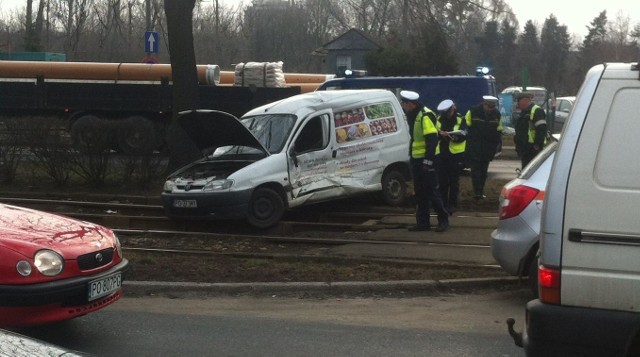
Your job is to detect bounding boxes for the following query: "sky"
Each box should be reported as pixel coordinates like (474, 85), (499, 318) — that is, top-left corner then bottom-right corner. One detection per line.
(1, 0), (639, 38)
(507, 0), (640, 38)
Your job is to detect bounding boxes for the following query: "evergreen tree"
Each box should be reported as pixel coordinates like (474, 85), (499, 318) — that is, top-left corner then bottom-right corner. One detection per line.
(495, 20), (518, 89)
(540, 15), (571, 95)
(580, 11), (608, 74)
(366, 19), (457, 76)
(475, 21), (500, 72)
(517, 20), (540, 87)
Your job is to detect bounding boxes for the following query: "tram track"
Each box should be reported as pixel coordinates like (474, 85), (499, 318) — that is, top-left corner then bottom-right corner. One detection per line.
(0, 194), (506, 283)
(0, 195), (498, 250)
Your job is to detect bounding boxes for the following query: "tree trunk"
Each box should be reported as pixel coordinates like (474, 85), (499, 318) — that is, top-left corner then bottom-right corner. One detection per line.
(164, 0), (201, 172)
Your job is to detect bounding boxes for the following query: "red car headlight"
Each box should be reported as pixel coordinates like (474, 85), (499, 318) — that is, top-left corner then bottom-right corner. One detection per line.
(34, 249), (64, 276)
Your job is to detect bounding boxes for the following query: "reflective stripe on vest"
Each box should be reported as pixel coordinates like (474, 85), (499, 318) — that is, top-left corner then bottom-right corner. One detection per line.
(412, 108), (439, 158)
(438, 116), (465, 154)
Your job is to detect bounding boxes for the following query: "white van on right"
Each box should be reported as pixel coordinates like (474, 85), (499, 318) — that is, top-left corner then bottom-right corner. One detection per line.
(516, 62), (640, 356)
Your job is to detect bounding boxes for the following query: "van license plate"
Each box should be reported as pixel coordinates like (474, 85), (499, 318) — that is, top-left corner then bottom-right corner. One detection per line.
(88, 272), (122, 301)
(174, 200), (197, 208)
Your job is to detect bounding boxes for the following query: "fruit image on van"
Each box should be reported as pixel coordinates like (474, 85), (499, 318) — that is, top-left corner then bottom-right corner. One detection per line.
(161, 89), (411, 229)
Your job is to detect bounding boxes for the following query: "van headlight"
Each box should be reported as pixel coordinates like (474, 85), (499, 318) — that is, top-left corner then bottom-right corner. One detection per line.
(203, 179), (233, 191)
(163, 180), (176, 192)
(34, 249), (64, 276)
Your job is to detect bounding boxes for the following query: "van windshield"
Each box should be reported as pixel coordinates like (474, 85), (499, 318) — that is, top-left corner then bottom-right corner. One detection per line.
(241, 114), (297, 154)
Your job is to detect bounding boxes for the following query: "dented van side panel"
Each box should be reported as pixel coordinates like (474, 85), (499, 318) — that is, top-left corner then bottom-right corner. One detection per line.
(286, 98), (409, 207)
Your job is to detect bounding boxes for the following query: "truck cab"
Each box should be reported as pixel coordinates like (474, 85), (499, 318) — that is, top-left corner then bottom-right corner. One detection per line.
(316, 74), (498, 115)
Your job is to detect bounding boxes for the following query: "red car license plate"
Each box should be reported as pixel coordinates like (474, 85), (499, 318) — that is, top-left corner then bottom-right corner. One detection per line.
(88, 272), (122, 301)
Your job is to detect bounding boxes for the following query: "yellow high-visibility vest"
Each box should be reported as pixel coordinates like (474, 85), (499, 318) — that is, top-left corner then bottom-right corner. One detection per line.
(412, 108), (439, 158)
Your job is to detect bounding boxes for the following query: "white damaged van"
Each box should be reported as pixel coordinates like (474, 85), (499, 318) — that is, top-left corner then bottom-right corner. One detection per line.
(161, 89), (411, 228)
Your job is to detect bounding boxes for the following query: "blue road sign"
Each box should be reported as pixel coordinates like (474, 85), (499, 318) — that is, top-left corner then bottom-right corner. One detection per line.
(145, 31), (159, 53)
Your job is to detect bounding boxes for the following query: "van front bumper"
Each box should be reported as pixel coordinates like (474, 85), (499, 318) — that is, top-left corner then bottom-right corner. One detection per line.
(161, 189), (253, 219)
(523, 299), (640, 356)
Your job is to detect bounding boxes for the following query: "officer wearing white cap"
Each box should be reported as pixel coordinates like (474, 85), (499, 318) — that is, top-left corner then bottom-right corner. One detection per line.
(400, 90), (449, 232)
(436, 99), (467, 215)
(483, 95), (499, 103)
(400, 90), (420, 102)
(515, 91), (547, 168)
(464, 95), (503, 200)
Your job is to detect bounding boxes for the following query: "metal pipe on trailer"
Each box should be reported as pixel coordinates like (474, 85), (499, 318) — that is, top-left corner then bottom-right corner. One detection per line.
(0, 61), (332, 90)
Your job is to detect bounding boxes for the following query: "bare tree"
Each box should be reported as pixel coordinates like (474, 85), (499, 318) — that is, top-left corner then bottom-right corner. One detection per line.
(606, 11), (636, 61)
(23, 0), (47, 50)
(163, 0), (200, 171)
(45, 0), (94, 59)
(192, 0), (244, 68)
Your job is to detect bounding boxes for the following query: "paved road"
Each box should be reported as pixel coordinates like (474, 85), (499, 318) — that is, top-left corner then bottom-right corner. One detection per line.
(14, 288), (529, 357)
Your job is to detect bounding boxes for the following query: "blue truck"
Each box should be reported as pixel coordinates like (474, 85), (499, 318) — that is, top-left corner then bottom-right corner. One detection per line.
(316, 74), (498, 115)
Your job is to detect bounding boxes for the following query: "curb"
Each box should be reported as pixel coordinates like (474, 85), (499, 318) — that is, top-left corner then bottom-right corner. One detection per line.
(123, 276), (523, 298)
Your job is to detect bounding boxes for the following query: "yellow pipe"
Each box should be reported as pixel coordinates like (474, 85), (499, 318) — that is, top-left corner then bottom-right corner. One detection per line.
(297, 83), (322, 93)
(0, 61), (332, 86)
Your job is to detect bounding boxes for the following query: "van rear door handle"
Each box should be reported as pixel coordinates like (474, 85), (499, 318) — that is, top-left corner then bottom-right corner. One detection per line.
(332, 150), (337, 158)
(569, 229), (640, 246)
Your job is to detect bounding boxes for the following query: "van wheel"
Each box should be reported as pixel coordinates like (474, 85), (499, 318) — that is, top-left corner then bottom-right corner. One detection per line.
(381, 170), (407, 206)
(527, 257), (539, 297)
(247, 188), (284, 229)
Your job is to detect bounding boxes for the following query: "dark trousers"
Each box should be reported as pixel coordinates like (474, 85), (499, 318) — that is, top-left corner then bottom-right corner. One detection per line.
(411, 159), (448, 228)
(521, 146), (541, 169)
(438, 154), (464, 209)
(468, 158), (490, 196)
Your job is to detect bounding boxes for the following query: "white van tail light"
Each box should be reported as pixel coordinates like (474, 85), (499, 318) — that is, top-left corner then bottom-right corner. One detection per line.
(538, 265), (561, 304)
(499, 185), (543, 220)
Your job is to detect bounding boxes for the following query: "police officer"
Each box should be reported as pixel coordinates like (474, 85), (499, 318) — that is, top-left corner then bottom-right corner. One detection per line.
(515, 91), (547, 168)
(401, 90), (449, 232)
(464, 95), (502, 200)
(436, 99), (467, 215)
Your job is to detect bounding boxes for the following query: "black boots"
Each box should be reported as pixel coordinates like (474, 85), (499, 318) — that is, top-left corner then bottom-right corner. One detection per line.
(407, 225), (431, 231)
(435, 214), (449, 232)
(408, 213), (448, 233)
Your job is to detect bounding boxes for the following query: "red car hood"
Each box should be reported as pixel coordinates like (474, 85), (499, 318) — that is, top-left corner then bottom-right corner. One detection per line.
(0, 203), (114, 256)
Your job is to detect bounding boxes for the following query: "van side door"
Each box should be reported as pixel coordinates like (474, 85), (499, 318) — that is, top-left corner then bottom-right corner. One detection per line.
(561, 78), (640, 311)
(287, 112), (335, 200)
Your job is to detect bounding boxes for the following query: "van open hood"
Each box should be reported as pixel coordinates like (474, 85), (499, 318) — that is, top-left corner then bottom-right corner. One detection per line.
(177, 109), (268, 155)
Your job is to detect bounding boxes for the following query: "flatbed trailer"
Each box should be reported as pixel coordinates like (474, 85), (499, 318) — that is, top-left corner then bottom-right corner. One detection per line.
(0, 61), (318, 154)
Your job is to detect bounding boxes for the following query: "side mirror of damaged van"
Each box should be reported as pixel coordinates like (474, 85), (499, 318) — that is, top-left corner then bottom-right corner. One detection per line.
(288, 146), (299, 167)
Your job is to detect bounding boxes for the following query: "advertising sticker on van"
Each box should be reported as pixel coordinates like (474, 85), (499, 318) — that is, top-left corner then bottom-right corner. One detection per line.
(335, 102), (398, 143)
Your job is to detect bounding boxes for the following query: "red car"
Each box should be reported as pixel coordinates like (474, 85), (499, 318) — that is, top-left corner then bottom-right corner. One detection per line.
(0, 203), (128, 327)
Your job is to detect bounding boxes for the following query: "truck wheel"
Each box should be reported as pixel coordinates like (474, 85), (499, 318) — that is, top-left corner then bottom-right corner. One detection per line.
(117, 116), (158, 155)
(247, 187), (285, 229)
(71, 115), (111, 153)
(381, 169), (407, 206)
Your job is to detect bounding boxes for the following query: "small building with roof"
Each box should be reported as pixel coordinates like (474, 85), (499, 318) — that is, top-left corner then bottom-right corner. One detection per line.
(312, 28), (383, 76)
